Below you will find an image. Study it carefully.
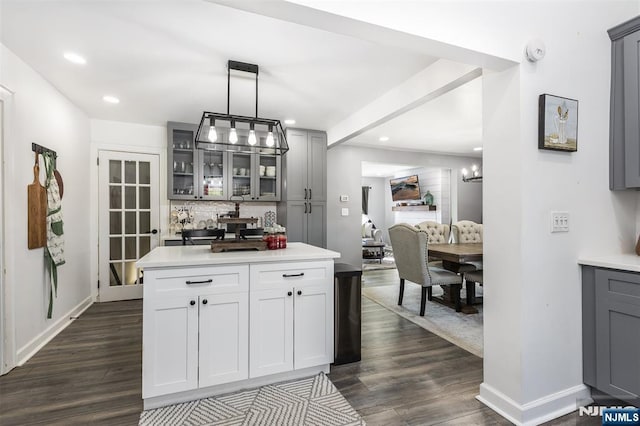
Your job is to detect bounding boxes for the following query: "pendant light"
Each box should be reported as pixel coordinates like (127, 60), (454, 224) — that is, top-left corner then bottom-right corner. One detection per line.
(195, 60), (289, 155)
(207, 117), (217, 142)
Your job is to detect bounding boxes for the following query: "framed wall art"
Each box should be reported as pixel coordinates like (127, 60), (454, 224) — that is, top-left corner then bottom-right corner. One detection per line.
(538, 94), (578, 152)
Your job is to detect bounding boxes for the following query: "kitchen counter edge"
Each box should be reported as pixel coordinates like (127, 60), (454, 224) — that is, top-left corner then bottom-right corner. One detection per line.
(137, 242), (340, 269)
(578, 253), (640, 273)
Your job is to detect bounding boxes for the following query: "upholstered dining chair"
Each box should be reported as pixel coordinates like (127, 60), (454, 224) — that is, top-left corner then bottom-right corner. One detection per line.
(415, 221), (450, 244)
(388, 223), (463, 315)
(463, 270), (483, 306)
(451, 220), (483, 271)
(451, 220), (483, 243)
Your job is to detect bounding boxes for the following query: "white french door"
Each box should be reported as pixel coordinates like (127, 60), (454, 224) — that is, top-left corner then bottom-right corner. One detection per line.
(98, 151), (159, 302)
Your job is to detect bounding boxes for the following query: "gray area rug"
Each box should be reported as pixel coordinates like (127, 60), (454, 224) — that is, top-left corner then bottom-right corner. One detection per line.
(362, 284), (483, 358)
(139, 373), (365, 426)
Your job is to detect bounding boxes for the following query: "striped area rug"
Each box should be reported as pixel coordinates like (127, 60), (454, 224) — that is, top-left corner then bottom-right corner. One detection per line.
(139, 373), (365, 426)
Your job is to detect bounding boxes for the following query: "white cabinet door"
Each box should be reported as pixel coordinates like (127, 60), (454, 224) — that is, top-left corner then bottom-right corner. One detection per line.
(199, 292), (249, 387)
(294, 284), (333, 370)
(143, 296), (198, 398)
(249, 288), (294, 378)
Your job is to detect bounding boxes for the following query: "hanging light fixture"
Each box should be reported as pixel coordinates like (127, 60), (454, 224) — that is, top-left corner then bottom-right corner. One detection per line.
(461, 164), (483, 182)
(195, 60), (289, 155)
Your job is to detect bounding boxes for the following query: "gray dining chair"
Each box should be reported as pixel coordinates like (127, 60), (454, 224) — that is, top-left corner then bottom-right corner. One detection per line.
(388, 223), (463, 315)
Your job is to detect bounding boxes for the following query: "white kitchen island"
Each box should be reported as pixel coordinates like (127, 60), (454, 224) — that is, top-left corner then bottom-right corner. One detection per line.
(136, 242), (340, 409)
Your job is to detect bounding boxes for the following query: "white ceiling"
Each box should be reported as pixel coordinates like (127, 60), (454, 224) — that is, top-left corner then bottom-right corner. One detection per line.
(0, 0), (483, 156)
(361, 162), (417, 178)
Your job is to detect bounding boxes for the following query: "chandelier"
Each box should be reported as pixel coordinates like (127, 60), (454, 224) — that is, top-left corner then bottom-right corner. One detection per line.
(461, 164), (482, 182)
(195, 60), (289, 155)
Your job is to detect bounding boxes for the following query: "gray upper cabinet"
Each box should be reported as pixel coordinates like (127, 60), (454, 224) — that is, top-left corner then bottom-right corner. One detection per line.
(283, 129), (327, 201)
(278, 128), (327, 247)
(168, 122), (280, 201)
(609, 17), (640, 190)
(168, 122), (199, 200)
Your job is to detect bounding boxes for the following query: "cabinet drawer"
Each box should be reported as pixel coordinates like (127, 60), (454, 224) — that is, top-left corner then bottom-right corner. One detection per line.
(250, 261), (333, 291)
(145, 265), (248, 298)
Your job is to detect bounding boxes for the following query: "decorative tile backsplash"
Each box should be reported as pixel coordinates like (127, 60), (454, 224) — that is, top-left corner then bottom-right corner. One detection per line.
(169, 201), (277, 234)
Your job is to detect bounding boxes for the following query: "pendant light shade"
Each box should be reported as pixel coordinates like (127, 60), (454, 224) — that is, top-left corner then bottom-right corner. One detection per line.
(195, 60), (289, 155)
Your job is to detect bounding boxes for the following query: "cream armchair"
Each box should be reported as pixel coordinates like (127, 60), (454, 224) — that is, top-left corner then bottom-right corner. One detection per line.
(451, 220), (483, 272)
(388, 223), (463, 315)
(416, 221), (450, 244)
(451, 220), (483, 243)
(362, 220), (383, 243)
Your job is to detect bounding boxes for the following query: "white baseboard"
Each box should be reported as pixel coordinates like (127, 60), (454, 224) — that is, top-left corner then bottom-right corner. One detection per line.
(477, 382), (593, 425)
(16, 296), (93, 366)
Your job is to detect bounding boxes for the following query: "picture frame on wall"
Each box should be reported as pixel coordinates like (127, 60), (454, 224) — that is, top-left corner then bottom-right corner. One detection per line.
(538, 94), (578, 152)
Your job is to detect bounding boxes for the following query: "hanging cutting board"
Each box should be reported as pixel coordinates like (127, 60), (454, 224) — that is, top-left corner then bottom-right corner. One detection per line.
(28, 161), (47, 249)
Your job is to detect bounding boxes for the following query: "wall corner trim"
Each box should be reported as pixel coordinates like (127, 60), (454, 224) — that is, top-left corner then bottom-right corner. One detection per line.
(16, 296), (93, 366)
(477, 382), (592, 426)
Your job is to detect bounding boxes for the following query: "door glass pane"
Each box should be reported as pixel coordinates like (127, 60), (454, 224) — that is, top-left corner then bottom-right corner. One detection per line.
(109, 160), (121, 183)
(109, 186), (122, 209)
(125, 212), (136, 234)
(139, 212), (150, 234)
(109, 262), (123, 286)
(124, 161), (136, 184)
(125, 187), (136, 209)
(139, 236), (151, 258)
(110, 212), (122, 234)
(139, 187), (150, 209)
(110, 237), (122, 260)
(139, 162), (150, 184)
(232, 153), (251, 196)
(124, 261), (137, 285)
(125, 237), (136, 259)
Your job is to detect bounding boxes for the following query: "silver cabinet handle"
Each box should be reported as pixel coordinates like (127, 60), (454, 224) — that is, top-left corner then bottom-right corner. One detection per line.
(283, 273), (305, 278)
(186, 279), (213, 285)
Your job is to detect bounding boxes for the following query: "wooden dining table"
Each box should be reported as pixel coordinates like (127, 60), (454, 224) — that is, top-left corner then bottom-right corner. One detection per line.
(428, 243), (483, 314)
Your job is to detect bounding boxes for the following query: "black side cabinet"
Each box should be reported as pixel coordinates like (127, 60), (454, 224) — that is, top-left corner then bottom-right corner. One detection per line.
(582, 266), (640, 406)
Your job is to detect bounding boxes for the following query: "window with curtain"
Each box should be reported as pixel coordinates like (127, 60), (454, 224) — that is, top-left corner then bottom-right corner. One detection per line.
(362, 186), (369, 215)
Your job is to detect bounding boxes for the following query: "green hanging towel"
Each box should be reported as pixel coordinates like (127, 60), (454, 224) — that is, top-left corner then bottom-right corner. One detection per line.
(42, 152), (65, 319)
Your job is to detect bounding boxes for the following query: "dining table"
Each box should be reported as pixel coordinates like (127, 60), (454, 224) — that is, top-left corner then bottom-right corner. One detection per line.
(428, 242), (483, 314)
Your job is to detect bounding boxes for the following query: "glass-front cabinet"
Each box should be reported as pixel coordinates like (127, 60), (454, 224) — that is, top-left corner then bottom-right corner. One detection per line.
(168, 122), (281, 201)
(228, 151), (281, 201)
(168, 122), (198, 200)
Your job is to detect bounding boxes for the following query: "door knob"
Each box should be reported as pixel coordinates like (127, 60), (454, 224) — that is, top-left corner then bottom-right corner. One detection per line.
(287, 291), (292, 296)
(202, 299), (208, 305)
(190, 300), (196, 306)
(297, 290), (302, 296)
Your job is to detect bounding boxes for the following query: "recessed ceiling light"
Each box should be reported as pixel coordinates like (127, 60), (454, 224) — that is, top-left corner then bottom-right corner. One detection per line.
(379, 136), (390, 142)
(63, 52), (86, 65)
(473, 147), (483, 151)
(284, 119), (296, 125)
(103, 95), (120, 104)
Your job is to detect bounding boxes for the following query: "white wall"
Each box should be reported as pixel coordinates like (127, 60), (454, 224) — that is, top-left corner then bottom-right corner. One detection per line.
(328, 144), (482, 266)
(0, 45), (92, 365)
(302, 1), (640, 424)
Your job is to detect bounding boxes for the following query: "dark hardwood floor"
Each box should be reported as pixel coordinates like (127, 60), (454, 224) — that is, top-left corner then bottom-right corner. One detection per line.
(0, 272), (597, 425)
(0, 300), (143, 425)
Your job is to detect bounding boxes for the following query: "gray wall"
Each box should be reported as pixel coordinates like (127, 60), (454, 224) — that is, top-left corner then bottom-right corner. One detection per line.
(327, 144), (482, 266)
(456, 169), (483, 223)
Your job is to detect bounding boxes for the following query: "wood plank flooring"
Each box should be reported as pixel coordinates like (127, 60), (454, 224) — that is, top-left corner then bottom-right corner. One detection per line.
(0, 273), (597, 425)
(0, 300), (143, 425)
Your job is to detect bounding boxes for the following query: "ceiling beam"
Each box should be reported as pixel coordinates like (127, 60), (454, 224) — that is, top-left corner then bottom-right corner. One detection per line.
(208, 0), (515, 72)
(326, 60), (482, 146)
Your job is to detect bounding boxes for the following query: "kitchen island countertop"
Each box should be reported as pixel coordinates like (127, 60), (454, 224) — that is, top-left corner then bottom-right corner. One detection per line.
(137, 242), (340, 269)
(578, 253), (640, 273)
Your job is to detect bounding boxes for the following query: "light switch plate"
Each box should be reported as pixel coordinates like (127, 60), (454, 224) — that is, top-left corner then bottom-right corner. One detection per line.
(341, 208), (349, 216)
(340, 195), (349, 202)
(550, 211), (569, 233)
